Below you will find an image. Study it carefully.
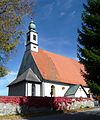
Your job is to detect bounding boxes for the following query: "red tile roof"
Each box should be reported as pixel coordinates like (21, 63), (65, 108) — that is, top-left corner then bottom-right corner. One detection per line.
(31, 49), (87, 86)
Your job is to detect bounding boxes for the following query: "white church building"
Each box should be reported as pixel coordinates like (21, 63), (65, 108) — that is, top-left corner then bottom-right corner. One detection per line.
(8, 21), (89, 97)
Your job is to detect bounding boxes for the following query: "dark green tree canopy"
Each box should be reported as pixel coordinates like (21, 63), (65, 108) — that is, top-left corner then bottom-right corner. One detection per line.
(0, 0), (35, 77)
(77, 0), (100, 95)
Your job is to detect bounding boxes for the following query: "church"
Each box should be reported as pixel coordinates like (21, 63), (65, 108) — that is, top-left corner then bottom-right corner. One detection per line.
(8, 21), (89, 97)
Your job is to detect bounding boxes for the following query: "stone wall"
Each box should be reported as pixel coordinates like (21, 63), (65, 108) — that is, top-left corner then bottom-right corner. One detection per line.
(0, 103), (51, 115)
(0, 96), (51, 115)
(53, 97), (94, 110)
(0, 96), (94, 116)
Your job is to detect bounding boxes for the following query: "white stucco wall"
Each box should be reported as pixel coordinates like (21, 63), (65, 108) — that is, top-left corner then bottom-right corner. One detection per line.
(30, 32), (38, 45)
(27, 31), (38, 52)
(84, 87), (89, 94)
(44, 82), (69, 97)
(25, 82), (89, 97)
(75, 86), (87, 98)
(35, 84), (40, 96)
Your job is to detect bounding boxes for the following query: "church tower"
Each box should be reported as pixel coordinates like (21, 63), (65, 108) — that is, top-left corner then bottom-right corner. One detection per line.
(26, 21), (38, 52)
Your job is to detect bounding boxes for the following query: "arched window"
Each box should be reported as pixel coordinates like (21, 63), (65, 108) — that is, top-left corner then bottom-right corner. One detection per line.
(50, 85), (55, 97)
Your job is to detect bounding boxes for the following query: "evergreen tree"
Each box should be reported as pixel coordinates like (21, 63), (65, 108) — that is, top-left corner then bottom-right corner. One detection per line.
(77, 0), (100, 95)
(0, 0), (35, 77)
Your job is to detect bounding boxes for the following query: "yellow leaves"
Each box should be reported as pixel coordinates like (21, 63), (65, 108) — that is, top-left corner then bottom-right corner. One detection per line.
(0, 66), (8, 77)
(0, 0), (35, 77)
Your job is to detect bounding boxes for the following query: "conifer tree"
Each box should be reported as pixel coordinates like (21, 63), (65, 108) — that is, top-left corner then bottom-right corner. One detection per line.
(77, 0), (100, 95)
(0, 0), (35, 77)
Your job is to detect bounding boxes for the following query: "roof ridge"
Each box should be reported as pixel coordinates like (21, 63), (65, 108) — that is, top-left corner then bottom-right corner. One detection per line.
(40, 48), (78, 62)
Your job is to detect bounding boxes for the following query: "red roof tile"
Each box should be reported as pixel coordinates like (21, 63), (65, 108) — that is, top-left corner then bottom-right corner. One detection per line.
(31, 49), (87, 86)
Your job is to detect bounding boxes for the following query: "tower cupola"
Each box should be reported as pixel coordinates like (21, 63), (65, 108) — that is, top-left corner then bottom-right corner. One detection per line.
(28, 21), (36, 31)
(26, 21), (38, 52)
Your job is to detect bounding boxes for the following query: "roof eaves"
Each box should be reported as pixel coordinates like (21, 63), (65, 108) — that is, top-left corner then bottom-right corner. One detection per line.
(7, 79), (26, 87)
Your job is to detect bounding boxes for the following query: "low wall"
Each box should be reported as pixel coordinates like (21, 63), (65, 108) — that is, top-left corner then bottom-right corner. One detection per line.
(0, 96), (52, 115)
(0, 96), (94, 115)
(53, 97), (94, 110)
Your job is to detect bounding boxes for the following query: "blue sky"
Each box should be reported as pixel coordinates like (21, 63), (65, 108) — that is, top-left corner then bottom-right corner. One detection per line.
(0, 0), (87, 96)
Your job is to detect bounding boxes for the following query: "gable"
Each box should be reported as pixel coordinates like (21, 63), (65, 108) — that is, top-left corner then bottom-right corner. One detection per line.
(64, 85), (88, 97)
(17, 51), (43, 82)
(75, 86), (88, 97)
(31, 49), (87, 86)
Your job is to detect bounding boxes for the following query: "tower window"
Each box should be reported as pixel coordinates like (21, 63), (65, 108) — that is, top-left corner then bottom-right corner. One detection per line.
(33, 46), (36, 48)
(27, 34), (30, 41)
(33, 35), (36, 40)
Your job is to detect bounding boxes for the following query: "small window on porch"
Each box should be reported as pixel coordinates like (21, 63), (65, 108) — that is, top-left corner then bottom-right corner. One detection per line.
(32, 84), (35, 96)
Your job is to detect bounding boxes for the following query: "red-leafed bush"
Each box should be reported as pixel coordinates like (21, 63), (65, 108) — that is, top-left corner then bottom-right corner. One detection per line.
(52, 97), (73, 110)
(0, 96), (91, 110)
(0, 96), (21, 105)
(0, 96), (52, 107)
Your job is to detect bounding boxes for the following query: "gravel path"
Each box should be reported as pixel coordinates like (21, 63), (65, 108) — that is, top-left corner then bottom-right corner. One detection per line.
(23, 108), (100, 120)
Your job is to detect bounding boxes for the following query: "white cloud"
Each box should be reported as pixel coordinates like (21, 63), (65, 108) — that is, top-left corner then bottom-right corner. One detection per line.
(40, 36), (74, 54)
(55, 0), (74, 18)
(0, 71), (17, 96)
(37, 0), (74, 20)
(37, 1), (55, 20)
(60, 12), (65, 16)
(57, 0), (73, 10)
(70, 10), (76, 16)
(64, 0), (73, 10)
(0, 71), (17, 83)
